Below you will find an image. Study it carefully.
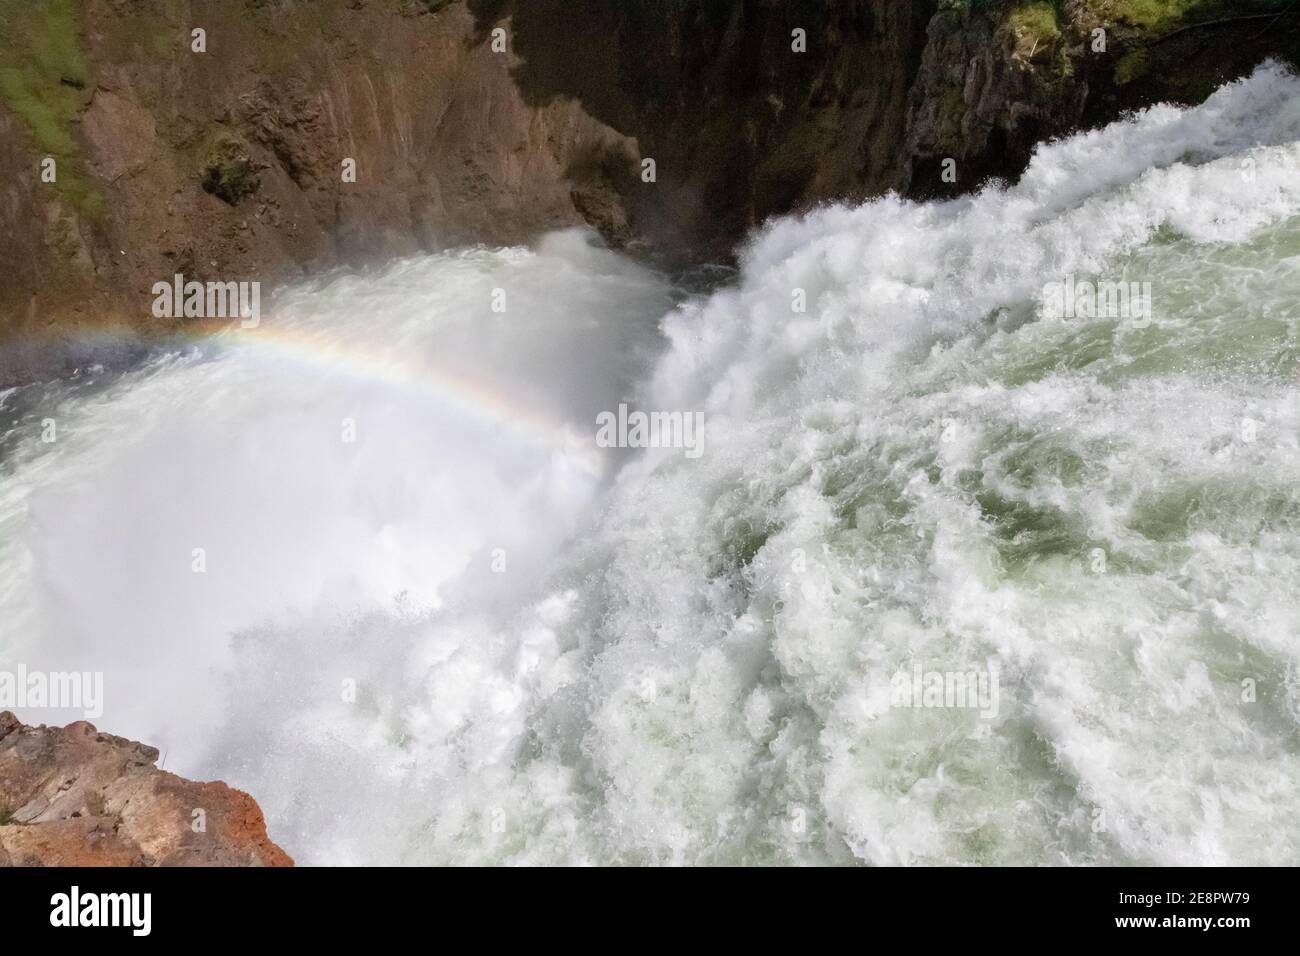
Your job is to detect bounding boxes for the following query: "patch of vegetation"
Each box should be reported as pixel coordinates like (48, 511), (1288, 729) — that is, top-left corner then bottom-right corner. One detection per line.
(1086, 0), (1292, 31)
(0, 0), (102, 217)
(1114, 48), (1151, 84)
(1089, 1), (1293, 87)
(1009, 2), (1064, 50)
(1089, 0), (1204, 29)
(1003, 2), (1080, 76)
(201, 139), (260, 205)
(0, 805), (13, 826)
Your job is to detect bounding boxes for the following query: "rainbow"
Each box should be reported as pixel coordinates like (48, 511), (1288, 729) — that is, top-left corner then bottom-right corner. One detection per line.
(218, 321), (608, 479)
(14, 317), (608, 480)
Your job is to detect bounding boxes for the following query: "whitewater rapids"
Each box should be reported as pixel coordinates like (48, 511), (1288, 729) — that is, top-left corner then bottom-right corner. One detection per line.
(2, 65), (1299, 865)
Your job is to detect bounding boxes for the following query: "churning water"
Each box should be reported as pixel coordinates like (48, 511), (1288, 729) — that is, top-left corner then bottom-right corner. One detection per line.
(2, 65), (1300, 865)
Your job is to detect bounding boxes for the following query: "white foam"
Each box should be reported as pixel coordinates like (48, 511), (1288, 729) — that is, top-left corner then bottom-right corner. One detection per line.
(2, 66), (1299, 864)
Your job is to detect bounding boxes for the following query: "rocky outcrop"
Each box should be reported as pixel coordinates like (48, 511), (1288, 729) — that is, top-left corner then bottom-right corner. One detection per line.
(902, 0), (1300, 196)
(482, 0), (934, 262)
(0, 712), (291, 867)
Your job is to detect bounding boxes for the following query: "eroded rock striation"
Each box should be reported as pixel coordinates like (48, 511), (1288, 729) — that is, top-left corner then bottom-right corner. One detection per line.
(0, 711), (291, 867)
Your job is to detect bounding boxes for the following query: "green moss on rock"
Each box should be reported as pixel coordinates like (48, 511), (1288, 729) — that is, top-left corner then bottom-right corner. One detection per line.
(1114, 48), (1150, 84)
(0, 0), (102, 217)
(1009, 2), (1063, 48)
(201, 139), (261, 205)
(1085, 0), (1291, 31)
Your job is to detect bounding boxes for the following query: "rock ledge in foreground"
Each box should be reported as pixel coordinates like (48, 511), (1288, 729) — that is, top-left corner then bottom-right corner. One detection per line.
(0, 711), (291, 867)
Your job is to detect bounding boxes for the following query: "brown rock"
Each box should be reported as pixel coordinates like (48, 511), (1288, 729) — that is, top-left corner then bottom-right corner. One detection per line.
(0, 712), (292, 867)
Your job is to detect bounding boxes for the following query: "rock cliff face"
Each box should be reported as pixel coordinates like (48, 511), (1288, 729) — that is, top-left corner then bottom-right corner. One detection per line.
(2, 0), (1296, 384)
(0, 0), (649, 381)
(0, 712), (291, 867)
(902, 0), (1300, 196)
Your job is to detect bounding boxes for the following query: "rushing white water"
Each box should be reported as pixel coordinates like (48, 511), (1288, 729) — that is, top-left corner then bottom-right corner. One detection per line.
(3, 65), (1300, 865)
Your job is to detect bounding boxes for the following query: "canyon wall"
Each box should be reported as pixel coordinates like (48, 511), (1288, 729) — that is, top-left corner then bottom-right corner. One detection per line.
(0, 0), (1296, 380)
